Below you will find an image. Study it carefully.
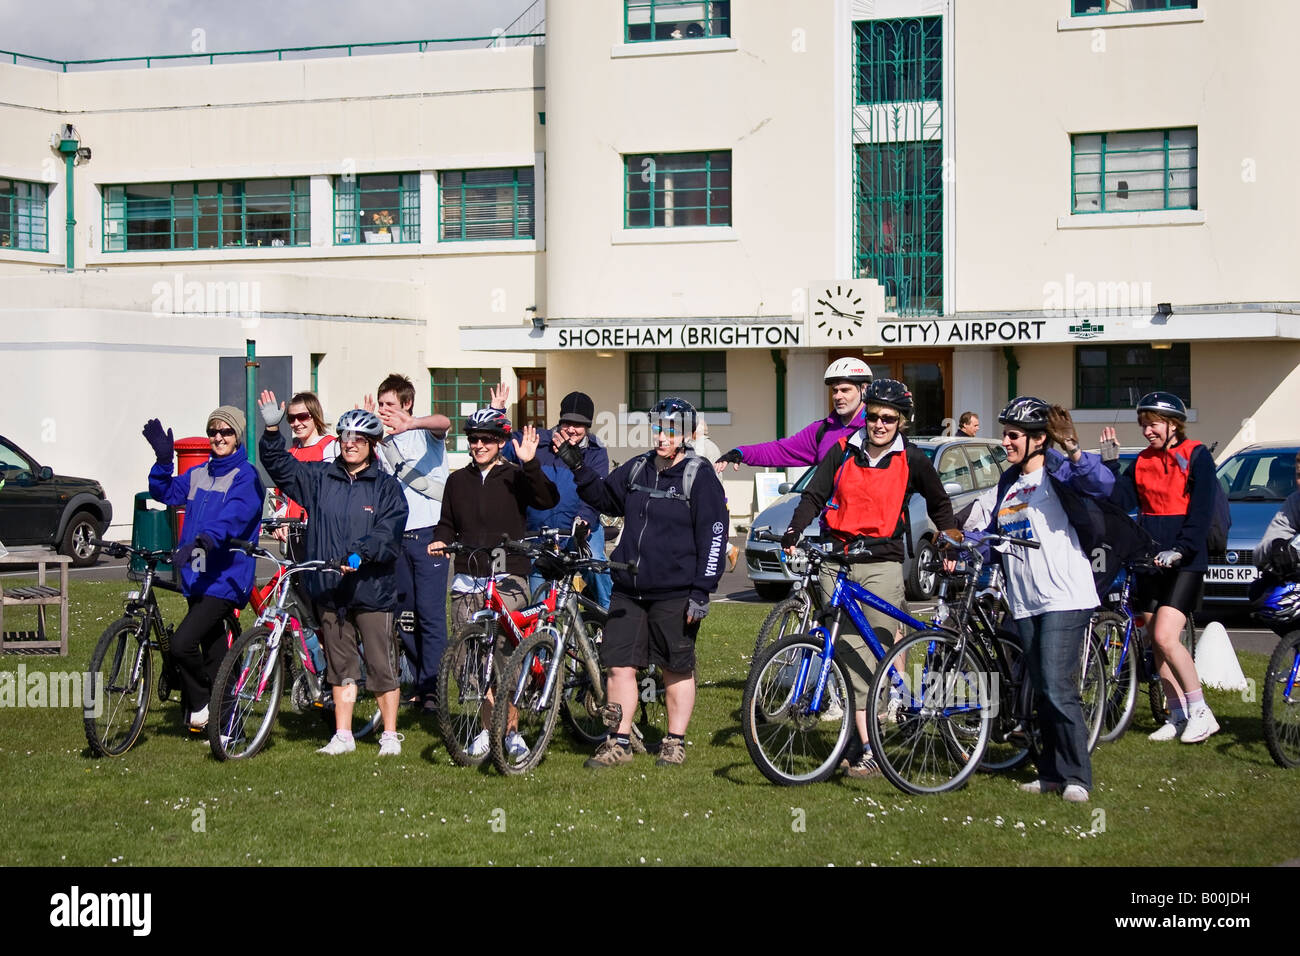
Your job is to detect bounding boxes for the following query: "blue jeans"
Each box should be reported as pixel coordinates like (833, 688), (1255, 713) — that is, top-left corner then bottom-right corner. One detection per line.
(1015, 609), (1093, 791)
(528, 523), (613, 610)
(394, 526), (449, 699)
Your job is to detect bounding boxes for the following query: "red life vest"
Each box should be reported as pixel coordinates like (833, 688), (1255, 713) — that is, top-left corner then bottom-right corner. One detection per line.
(277, 436), (337, 521)
(822, 437), (911, 541)
(1134, 438), (1203, 517)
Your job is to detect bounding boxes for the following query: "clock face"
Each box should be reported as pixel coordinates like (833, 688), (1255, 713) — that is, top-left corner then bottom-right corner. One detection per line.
(812, 285), (866, 341)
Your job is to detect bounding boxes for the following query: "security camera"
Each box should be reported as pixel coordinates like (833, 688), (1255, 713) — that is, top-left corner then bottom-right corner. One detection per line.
(76, 146), (92, 162)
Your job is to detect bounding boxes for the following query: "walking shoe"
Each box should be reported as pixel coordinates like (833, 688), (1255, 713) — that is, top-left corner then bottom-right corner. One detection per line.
(820, 692), (845, 722)
(421, 692), (439, 715)
(584, 737), (634, 769)
(187, 705), (209, 731)
(505, 731), (530, 761)
(379, 731), (404, 756)
(1019, 779), (1063, 794)
(317, 732), (356, 756)
(845, 750), (881, 779)
(656, 736), (686, 767)
(467, 729), (490, 758)
(1062, 784), (1090, 803)
(1148, 719), (1186, 742)
(1180, 707), (1220, 744)
(727, 544), (740, 572)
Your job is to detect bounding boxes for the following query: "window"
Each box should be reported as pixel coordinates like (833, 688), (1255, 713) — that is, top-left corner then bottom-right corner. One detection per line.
(335, 173), (419, 244)
(855, 17), (941, 105)
(629, 351), (726, 412)
(439, 168), (534, 241)
(431, 368), (497, 451)
(1075, 343), (1190, 409)
(963, 444), (1004, 491)
(0, 178), (49, 252)
(1072, 129), (1197, 213)
(855, 142), (943, 315)
(1071, 0), (1196, 16)
(625, 152), (731, 228)
(310, 353), (325, 394)
(625, 1), (730, 42)
(103, 179), (310, 251)
(937, 447), (974, 492)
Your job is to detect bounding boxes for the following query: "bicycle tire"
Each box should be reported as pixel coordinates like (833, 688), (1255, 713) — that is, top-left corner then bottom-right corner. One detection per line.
(976, 635), (1031, 773)
(752, 592), (814, 662)
(1262, 629), (1300, 769)
(84, 616), (153, 757)
(560, 623), (608, 745)
(741, 632), (855, 786)
(436, 623), (498, 767)
(208, 625), (284, 761)
(1094, 611), (1138, 743)
(867, 628), (990, 795)
(491, 629), (563, 774)
(1144, 613), (1197, 726)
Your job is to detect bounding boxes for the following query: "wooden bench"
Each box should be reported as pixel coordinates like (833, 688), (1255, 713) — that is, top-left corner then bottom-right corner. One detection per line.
(0, 549), (71, 655)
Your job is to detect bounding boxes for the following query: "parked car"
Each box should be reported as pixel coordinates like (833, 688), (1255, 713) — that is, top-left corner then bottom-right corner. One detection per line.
(744, 436), (1009, 601)
(0, 434), (112, 567)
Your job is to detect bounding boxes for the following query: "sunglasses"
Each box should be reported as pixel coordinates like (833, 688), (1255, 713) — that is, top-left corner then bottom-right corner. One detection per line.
(287, 412), (313, 424)
(206, 427), (236, 439)
(1002, 429), (1026, 441)
(651, 424), (679, 437)
(467, 434), (499, 446)
(867, 413), (900, 425)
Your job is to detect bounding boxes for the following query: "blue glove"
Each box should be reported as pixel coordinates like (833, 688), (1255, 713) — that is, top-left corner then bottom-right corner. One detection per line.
(142, 418), (174, 465)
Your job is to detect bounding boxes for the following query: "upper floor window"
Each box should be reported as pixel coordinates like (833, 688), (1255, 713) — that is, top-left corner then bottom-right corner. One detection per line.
(625, 151), (731, 228)
(1075, 343), (1190, 409)
(335, 173), (419, 245)
(1072, 128), (1196, 213)
(1072, 0), (1196, 15)
(103, 179), (309, 251)
(625, 1), (730, 42)
(439, 168), (535, 241)
(855, 17), (941, 105)
(629, 351), (726, 412)
(0, 179), (49, 252)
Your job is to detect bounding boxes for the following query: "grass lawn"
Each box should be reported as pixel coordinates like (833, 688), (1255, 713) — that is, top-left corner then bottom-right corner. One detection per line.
(1, 579), (1297, 867)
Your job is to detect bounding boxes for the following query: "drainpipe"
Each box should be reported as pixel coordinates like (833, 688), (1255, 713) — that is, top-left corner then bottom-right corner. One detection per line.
(770, 349), (787, 437)
(55, 137), (78, 272)
(1003, 346), (1020, 401)
(245, 340), (259, 464)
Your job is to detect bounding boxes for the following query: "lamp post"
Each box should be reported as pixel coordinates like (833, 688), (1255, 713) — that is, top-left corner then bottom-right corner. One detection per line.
(49, 124), (90, 272)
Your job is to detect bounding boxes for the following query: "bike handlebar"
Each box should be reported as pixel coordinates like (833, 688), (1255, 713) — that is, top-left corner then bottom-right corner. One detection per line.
(938, 531), (1041, 551)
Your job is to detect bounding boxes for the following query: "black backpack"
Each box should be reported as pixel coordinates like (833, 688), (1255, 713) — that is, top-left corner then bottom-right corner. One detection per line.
(1189, 445), (1232, 552)
(626, 451), (705, 503)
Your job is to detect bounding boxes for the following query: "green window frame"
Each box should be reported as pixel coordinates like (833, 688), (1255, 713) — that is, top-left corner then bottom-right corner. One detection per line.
(0, 178), (49, 252)
(1071, 0), (1196, 16)
(431, 368), (498, 452)
(624, 151), (731, 228)
(1075, 343), (1191, 409)
(624, 1), (730, 42)
(438, 168), (534, 241)
(1072, 128), (1197, 214)
(334, 173), (420, 245)
(102, 179), (310, 251)
(854, 16), (941, 105)
(629, 351), (726, 412)
(310, 353), (325, 394)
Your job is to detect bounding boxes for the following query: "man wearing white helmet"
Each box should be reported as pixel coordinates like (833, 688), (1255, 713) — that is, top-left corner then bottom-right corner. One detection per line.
(713, 358), (873, 474)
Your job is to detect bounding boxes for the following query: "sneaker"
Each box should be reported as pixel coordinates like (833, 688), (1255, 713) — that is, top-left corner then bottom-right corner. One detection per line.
(467, 729), (490, 758)
(584, 737), (634, 769)
(656, 736), (686, 767)
(505, 731), (530, 761)
(845, 750), (880, 778)
(1149, 719), (1186, 742)
(1180, 707), (1220, 744)
(187, 705), (209, 731)
(1019, 779), (1063, 794)
(820, 693), (845, 722)
(317, 732), (356, 756)
(1062, 784), (1090, 803)
(379, 731), (404, 756)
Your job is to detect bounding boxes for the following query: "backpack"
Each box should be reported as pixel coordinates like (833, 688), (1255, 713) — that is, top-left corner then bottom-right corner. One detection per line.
(626, 450), (705, 503)
(1189, 445), (1232, 552)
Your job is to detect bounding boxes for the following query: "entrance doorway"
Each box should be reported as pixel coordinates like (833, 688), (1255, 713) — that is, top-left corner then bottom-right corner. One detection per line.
(830, 348), (952, 436)
(515, 368), (547, 428)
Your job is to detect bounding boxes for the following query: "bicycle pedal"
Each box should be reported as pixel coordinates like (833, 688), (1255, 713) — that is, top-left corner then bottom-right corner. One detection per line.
(600, 701), (623, 731)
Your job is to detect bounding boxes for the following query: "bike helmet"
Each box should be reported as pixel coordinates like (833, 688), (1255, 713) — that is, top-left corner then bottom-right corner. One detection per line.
(1250, 578), (1300, 625)
(1136, 391), (1188, 421)
(864, 379), (913, 418)
(651, 397), (698, 441)
(997, 396), (1050, 432)
(464, 407), (511, 439)
(335, 408), (384, 441)
(824, 357), (874, 386)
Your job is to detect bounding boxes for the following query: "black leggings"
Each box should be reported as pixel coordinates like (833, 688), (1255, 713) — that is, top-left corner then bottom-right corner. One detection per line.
(172, 595), (238, 712)
(1135, 568), (1203, 617)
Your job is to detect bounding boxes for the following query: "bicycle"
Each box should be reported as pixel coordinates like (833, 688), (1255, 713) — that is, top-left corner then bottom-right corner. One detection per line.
(1252, 545), (1300, 769)
(83, 539), (240, 757)
(748, 525), (829, 663)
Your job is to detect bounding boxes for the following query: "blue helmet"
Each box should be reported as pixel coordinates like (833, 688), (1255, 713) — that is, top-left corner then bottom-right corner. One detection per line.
(1250, 578), (1300, 625)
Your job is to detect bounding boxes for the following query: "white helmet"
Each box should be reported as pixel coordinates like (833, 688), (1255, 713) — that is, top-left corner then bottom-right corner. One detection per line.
(824, 358), (874, 386)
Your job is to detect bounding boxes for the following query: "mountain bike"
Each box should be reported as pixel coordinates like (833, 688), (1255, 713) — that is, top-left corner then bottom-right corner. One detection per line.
(83, 540), (240, 757)
(748, 525), (829, 663)
(1263, 629), (1300, 768)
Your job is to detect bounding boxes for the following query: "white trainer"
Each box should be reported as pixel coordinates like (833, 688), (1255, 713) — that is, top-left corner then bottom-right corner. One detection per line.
(316, 732), (356, 755)
(1148, 719), (1185, 741)
(187, 705), (209, 730)
(505, 731), (530, 760)
(1180, 707), (1220, 744)
(379, 731), (405, 756)
(468, 729), (490, 758)
(1062, 784), (1090, 803)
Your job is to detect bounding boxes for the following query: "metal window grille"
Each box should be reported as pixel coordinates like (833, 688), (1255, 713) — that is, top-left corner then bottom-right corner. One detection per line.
(439, 168), (534, 241)
(0, 178), (49, 252)
(628, 351), (726, 412)
(431, 368), (498, 452)
(333, 172), (420, 245)
(102, 179), (309, 251)
(624, 0), (730, 42)
(1075, 343), (1191, 409)
(1072, 128), (1197, 213)
(624, 151), (731, 228)
(1071, 0), (1196, 17)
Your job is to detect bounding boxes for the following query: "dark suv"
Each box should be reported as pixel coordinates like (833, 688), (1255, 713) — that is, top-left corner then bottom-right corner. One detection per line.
(0, 435), (112, 566)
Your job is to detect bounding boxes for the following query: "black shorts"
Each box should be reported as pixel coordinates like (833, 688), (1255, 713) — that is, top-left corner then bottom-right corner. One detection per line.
(1134, 568), (1203, 616)
(600, 593), (699, 674)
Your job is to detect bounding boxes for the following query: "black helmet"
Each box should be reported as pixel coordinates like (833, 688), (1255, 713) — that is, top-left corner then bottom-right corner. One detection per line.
(998, 396), (1050, 431)
(464, 407), (511, 439)
(651, 396), (698, 441)
(864, 379), (913, 418)
(1136, 391), (1188, 421)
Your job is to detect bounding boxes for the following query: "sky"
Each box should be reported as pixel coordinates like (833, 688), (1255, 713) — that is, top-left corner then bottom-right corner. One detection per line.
(0, 0), (538, 62)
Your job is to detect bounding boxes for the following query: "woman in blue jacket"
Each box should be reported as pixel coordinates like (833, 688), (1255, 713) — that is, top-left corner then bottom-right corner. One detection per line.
(143, 406), (264, 732)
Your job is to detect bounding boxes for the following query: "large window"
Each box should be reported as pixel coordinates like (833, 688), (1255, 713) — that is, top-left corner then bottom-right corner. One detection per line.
(103, 179), (309, 251)
(431, 368), (497, 452)
(625, 151), (731, 228)
(855, 142), (943, 315)
(0, 179), (49, 252)
(629, 352), (726, 412)
(439, 168), (534, 241)
(1075, 343), (1190, 409)
(335, 173), (419, 244)
(625, 1), (730, 42)
(1072, 128), (1197, 214)
(855, 16), (941, 105)
(1072, 0), (1196, 15)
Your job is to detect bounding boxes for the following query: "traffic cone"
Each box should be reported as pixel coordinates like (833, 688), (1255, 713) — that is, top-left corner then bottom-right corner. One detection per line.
(1194, 620), (1248, 691)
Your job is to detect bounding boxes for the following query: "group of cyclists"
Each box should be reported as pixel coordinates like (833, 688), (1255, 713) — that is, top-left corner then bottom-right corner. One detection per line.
(141, 357), (1270, 796)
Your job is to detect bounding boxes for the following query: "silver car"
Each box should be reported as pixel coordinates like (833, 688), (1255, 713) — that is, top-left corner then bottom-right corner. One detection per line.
(744, 436), (1010, 601)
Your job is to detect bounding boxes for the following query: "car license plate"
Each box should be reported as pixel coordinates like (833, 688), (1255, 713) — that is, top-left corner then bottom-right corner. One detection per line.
(1205, 565), (1259, 583)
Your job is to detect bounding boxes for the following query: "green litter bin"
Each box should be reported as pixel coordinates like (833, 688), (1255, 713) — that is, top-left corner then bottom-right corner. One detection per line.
(129, 491), (177, 585)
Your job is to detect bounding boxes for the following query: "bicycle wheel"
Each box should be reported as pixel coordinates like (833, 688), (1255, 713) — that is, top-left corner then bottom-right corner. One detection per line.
(491, 629), (563, 774)
(1080, 630), (1107, 753)
(560, 626), (608, 745)
(867, 628), (990, 795)
(1094, 611), (1138, 744)
(741, 633), (854, 786)
(977, 635), (1031, 773)
(753, 592), (813, 662)
(208, 626), (284, 761)
(437, 623), (497, 767)
(1262, 629), (1300, 769)
(1147, 614), (1198, 725)
(84, 616), (153, 757)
